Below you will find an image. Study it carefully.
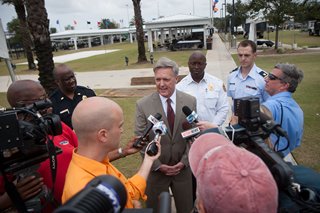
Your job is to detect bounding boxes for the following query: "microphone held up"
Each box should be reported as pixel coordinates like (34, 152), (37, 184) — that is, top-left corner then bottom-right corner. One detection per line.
(182, 106), (198, 124)
(133, 113), (162, 148)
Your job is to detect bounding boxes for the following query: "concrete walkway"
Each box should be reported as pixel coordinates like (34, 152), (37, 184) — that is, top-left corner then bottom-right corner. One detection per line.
(0, 34), (236, 92)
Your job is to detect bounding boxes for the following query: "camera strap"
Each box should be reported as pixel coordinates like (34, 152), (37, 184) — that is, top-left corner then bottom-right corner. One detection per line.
(46, 137), (57, 194)
(0, 164), (28, 213)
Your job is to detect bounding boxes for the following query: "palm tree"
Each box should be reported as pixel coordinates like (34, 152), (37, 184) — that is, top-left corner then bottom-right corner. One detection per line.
(2, 0), (36, 70)
(25, 0), (56, 94)
(132, 0), (148, 63)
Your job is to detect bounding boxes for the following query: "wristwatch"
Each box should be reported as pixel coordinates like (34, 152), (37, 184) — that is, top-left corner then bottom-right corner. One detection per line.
(118, 148), (125, 158)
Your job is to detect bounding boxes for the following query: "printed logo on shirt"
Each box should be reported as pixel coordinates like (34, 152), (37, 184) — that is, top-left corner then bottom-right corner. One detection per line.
(59, 140), (70, 145)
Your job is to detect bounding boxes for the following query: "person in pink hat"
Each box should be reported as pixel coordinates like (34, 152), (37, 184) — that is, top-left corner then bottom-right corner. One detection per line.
(189, 133), (278, 213)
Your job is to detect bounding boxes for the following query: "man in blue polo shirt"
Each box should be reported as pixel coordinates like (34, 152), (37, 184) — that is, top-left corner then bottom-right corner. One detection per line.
(262, 63), (304, 157)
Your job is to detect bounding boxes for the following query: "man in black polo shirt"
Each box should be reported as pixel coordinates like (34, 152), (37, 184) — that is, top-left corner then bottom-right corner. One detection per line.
(50, 64), (96, 129)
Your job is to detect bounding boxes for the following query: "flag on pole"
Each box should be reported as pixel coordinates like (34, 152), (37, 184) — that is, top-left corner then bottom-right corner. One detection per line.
(73, 20), (77, 25)
(56, 19), (60, 25)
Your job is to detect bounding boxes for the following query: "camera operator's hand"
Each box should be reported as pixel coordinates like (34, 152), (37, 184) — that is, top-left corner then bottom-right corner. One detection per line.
(16, 175), (44, 200)
(196, 121), (218, 131)
(0, 176), (43, 210)
(229, 115), (238, 125)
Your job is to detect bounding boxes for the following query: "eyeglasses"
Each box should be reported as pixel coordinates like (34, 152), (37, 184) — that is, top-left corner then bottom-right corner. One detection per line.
(268, 73), (284, 81)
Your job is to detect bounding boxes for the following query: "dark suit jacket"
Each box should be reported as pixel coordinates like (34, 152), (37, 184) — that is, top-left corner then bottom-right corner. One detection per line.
(135, 90), (197, 171)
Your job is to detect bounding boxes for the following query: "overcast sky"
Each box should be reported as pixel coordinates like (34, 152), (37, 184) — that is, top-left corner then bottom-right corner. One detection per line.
(0, 0), (231, 31)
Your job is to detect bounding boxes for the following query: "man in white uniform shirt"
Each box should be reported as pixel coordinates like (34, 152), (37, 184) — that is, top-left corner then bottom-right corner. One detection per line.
(177, 51), (229, 128)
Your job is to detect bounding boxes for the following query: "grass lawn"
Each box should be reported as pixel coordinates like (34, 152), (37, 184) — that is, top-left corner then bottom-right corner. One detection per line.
(0, 42), (206, 76)
(235, 30), (320, 48)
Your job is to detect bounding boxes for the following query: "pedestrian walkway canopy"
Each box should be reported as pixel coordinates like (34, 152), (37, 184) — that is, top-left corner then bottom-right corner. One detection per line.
(50, 28), (137, 50)
(144, 14), (212, 52)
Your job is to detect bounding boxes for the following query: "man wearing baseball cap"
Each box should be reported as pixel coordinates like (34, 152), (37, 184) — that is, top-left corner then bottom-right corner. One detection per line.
(189, 133), (278, 213)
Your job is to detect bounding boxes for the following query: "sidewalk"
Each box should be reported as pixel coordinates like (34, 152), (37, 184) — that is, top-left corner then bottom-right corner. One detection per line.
(0, 34), (236, 93)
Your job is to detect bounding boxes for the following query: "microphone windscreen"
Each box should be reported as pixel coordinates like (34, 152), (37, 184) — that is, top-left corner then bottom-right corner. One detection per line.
(154, 113), (162, 120)
(182, 106), (192, 116)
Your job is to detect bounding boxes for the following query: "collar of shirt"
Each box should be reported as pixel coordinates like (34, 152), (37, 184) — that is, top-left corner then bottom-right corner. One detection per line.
(237, 64), (259, 80)
(159, 90), (177, 114)
(269, 91), (292, 100)
(184, 73), (208, 85)
(72, 149), (110, 176)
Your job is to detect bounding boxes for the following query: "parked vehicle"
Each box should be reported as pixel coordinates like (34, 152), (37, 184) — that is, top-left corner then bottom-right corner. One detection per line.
(308, 20), (320, 36)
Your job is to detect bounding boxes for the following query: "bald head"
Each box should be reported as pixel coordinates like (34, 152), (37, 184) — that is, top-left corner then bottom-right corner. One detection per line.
(72, 97), (124, 142)
(188, 51), (206, 62)
(7, 80), (46, 107)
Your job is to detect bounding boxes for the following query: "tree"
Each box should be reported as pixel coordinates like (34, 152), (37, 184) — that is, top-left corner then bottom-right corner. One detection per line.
(99, 19), (119, 29)
(248, 0), (300, 49)
(132, 0), (148, 63)
(226, 0), (249, 32)
(50, 27), (57, 34)
(129, 16), (144, 27)
(25, 0), (56, 94)
(294, 0), (320, 22)
(1, 0), (36, 70)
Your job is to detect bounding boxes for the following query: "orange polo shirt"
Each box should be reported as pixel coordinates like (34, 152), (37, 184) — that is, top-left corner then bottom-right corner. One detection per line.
(62, 149), (147, 208)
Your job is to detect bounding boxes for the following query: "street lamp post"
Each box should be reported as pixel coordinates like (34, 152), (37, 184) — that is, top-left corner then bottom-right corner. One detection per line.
(126, 4), (129, 27)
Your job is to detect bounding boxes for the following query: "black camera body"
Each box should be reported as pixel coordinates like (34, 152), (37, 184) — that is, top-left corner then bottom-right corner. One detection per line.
(0, 100), (63, 212)
(225, 97), (294, 190)
(0, 100), (62, 174)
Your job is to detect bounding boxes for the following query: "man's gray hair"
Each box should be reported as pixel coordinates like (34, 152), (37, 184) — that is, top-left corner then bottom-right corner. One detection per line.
(153, 57), (179, 76)
(275, 63), (304, 93)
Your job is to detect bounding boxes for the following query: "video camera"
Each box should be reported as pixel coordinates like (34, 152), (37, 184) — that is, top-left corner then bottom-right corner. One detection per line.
(0, 99), (62, 173)
(0, 99), (62, 212)
(54, 175), (171, 213)
(204, 97), (294, 190)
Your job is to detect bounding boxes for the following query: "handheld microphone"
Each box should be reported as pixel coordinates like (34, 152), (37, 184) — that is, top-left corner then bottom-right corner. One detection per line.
(181, 127), (201, 139)
(146, 121), (167, 156)
(182, 106), (198, 123)
(133, 113), (162, 148)
(259, 111), (288, 138)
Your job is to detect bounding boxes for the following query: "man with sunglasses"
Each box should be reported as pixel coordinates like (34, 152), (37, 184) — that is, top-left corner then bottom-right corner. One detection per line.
(50, 64), (96, 129)
(227, 40), (269, 107)
(262, 63), (304, 158)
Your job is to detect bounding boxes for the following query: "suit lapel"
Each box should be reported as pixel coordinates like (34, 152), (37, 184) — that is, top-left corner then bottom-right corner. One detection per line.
(173, 90), (183, 138)
(151, 93), (172, 137)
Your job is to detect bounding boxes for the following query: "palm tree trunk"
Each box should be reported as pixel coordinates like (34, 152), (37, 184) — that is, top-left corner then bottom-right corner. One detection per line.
(25, 0), (57, 94)
(12, 0), (36, 70)
(132, 0), (148, 63)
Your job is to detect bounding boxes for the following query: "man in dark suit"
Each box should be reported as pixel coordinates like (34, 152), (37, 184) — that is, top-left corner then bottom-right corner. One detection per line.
(135, 57), (196, 213)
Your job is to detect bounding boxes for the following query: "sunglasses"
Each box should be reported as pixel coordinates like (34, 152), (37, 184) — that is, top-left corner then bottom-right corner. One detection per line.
(268, 73), (284, 81)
